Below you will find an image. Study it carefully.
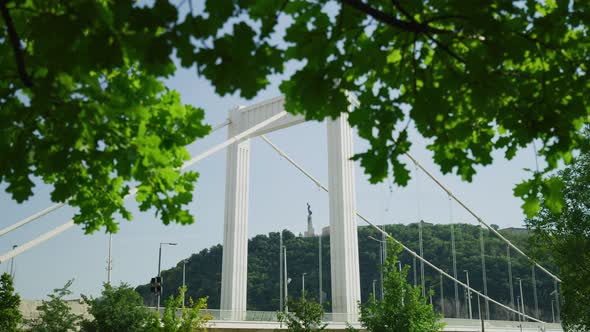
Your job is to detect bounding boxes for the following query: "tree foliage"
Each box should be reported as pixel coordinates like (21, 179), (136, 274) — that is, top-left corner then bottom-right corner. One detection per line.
(0, 0), (211, 233)
(81, 283), (153, 332)
(2, 0), (589, 231)
(277, 295), (327, 332)
(359, 240), (444, 332)
(27, 279), (82, 332)
(0, 273), (22, 332)
(527, 142), (590, 331)
(149, 286), (212, 332)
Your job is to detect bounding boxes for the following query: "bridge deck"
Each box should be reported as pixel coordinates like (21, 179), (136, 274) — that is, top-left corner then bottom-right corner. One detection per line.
(207, 319), (563, 332)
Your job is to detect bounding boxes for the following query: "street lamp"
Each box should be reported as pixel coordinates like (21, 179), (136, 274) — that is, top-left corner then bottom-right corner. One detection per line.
(518, 278), (525, 320)
(464, 270), (472, 319)
(10, 244), (17, 280)
(516, 295), (522, 322)
(368, 235), (385, 300)
(182, 259), (188, 307)
(157, 242), (177, 311)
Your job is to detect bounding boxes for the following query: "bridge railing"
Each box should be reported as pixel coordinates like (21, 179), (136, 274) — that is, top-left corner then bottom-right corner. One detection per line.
(148, 308), (358, 323)
(205, 310), (358, 323)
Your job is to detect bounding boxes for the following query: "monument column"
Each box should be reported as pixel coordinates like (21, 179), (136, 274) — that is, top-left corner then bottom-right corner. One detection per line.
(327, 113), (361, 321)
(220, 109), (250, 318)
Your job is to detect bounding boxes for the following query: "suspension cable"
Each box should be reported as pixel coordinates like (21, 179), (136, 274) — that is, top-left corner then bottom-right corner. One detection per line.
(0, 119), (233, 238)
(0, 114), (285, 263)
(260, 135), (546, 324)
(404, 152), (561, 283)
(342, 91), (560, 283)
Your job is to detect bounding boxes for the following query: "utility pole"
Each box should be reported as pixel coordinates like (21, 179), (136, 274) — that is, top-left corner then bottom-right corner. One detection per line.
(553, 280), (560, 322)
(507, 246), (515, 320)
(478, 294), (485, 332)
(106, 235), (112, 284)
(516, 295), (522, 322)
(480, 227), (489, 319)
(518, 278), (525, 320)
(532, 266), (539, 319)
(9, 244), (17, 280)
(419, 220), (425, 297)
(301, 273), (306, 297)
(284, 246), (289, 311)
(157, 242), (177, 312)
(465, 270), (472, 319)
(182, 259), (187, 307)
(413, 256), (417, 287)
(368, 236), (385, 301)
(381, 225), (387, 261)
(318, 234), (322, 306)
(440, 273), (445, 317)
(280, 231), (283, 312)
(451, 223), (460, 318)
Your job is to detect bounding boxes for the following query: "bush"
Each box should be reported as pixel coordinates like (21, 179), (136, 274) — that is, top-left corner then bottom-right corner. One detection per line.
(277, 294), (327, 332)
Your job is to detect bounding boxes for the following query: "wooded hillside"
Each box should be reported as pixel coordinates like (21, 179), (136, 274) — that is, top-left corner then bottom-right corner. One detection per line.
(136, 223), (556, 321)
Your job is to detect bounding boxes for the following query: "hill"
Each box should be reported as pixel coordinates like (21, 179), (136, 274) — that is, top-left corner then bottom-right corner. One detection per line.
(136, 223), (557, 321)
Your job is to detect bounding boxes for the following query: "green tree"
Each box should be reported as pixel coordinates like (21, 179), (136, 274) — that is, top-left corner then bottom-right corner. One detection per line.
(277, 295), (327, 332)
(27, 279), (82, 332)
(527, 144), (590, 331)
(148, 286), (212, 332)
(359, 240), (444, 332)
(80, 283), (153, 332)
(0, 273), (22, 332)
(2, 0), (588, 232)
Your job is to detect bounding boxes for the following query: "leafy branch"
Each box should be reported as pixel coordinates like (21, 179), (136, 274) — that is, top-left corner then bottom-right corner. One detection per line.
(0, 0), (32, 87)
(340, 0), (453, 35)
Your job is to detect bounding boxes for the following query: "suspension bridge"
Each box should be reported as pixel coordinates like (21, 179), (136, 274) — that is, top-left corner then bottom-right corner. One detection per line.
(0, 95), (564, 331)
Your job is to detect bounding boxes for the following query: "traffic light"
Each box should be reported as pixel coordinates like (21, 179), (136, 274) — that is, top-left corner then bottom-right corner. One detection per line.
(150, 276), (162, 294)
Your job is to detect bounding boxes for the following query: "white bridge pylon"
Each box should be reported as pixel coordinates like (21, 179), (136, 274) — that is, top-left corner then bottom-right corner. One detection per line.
(220, 96), (361, 319)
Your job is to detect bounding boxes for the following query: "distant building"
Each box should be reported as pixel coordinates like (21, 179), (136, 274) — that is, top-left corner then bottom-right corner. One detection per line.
(304, 203), (315, 238)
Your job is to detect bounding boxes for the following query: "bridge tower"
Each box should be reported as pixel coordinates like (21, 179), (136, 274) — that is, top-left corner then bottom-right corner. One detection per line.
(220, 96), (361, 321)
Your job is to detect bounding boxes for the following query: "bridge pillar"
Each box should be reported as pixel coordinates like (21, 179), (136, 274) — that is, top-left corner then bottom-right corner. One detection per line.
(220, 110), (250, 319)
(327, 114), (361, 321)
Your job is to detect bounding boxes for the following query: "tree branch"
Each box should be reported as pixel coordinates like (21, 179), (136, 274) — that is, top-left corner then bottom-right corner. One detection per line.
(1, 0), (33, 88)
(340, 0), (452, 35)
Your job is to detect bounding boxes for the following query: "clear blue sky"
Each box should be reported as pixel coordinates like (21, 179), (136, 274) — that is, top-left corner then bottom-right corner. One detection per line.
(0, 58), (540, 301)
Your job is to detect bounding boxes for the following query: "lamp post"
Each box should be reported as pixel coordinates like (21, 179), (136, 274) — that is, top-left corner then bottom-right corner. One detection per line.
(368, 235), (385, 300)
(518, 278), (525, 320)
(280, 231), (283, 312)
(302, 273), (307, 298)
(516, 295), (522, 322)
(182, 259), (188, 307)
(157, 242), (177, 311)
(551, 299), (555, 323)
(106, 235), (112, 284)
(372, 280), (377, 300)
(464, 270), (472, 319)
(9, 244), (17, 279)
(318, 234), (323, 306)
